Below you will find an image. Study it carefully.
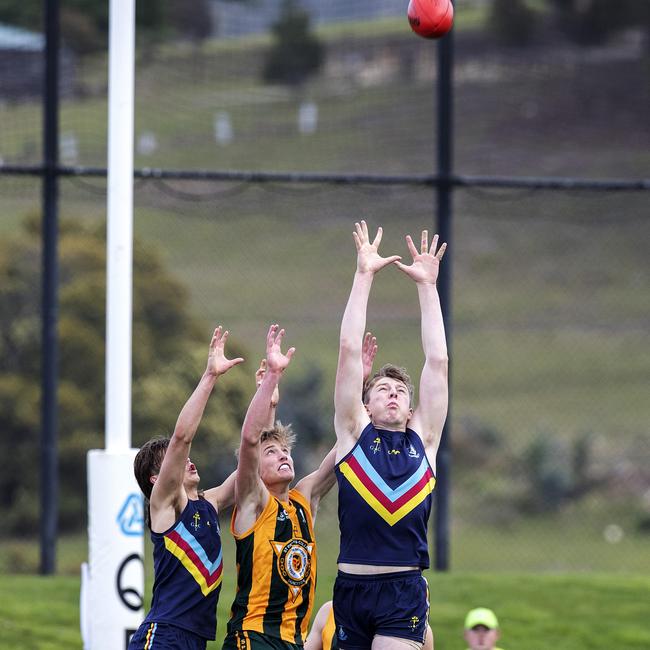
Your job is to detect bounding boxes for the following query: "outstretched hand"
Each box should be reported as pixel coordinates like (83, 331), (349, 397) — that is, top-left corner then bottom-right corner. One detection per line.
(256, 358), (280, 407)
(353, 220), (401, 275)
(265, 324), (295, 375)
(361, 332), (378, 384)
(394, 230), (447, 285)
(206, 326), (244, 377)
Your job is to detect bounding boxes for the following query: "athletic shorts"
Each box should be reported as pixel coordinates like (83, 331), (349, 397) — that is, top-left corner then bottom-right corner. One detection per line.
(222, 630), (302, 650)
(128, 621), (208, 650)
(332, 570), (429, 650)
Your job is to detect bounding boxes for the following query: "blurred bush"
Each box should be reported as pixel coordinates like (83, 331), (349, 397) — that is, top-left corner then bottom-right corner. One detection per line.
(489, 0), (538, 47)
(0, 215), (250, 534)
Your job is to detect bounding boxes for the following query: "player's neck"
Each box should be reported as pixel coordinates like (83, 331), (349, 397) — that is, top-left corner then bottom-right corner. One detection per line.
(266, 481), (291, 503)
(372, 417), (407, 432)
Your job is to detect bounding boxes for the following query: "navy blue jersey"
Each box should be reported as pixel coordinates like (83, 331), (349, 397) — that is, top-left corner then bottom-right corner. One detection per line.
(143, 498), (223, 640)
(336, 423), (435, 568)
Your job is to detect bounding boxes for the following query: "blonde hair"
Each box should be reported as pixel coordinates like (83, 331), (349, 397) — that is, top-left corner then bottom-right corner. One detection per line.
(234, 421), (297, 458)
(260, 420), (296, 450)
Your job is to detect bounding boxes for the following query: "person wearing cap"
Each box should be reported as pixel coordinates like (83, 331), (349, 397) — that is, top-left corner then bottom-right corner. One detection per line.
(464, 608), (504, 650)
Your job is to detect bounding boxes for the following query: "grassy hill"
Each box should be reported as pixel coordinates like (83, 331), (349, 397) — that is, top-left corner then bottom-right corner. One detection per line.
(0, 6), (648, 573)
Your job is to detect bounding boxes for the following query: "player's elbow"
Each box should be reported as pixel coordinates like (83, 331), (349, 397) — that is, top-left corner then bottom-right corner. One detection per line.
(171, 426), (194, 445)
(240, 425), (262, 447)
(338, 335), (359, 356)
(426, 354), (448, 374)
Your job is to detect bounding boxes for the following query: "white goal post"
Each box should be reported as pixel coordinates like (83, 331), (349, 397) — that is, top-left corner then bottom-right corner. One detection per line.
(82, 1), (144, 648)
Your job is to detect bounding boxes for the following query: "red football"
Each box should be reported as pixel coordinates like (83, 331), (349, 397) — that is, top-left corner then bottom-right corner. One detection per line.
(407, 0), (454, 39)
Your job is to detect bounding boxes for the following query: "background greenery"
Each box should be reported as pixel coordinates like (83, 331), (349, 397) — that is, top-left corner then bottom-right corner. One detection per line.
(0, 1), (648, 647)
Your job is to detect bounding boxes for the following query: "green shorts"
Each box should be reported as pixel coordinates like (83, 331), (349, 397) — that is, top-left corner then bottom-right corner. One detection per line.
(222, 630), (301, 650)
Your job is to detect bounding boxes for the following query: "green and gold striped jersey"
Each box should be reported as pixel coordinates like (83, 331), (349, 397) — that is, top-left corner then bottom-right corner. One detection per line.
(226, 489), (317, 645)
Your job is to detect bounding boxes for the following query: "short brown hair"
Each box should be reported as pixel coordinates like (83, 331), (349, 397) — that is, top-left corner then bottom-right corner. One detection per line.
(363, 364), (414, 406)
(134, 436), (169, 528)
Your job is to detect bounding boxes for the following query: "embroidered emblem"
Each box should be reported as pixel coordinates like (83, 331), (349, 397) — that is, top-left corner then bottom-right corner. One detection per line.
(370, 437), (381, 454)
(191, 512), (201, 530)
(410, 616), (420, 631)
(270, 538), (313, 600)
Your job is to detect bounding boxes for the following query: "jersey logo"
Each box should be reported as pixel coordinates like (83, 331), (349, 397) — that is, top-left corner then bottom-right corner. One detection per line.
(191, 512), (201, 530)
(388, 449), (401, 455)
(338, 626), (348, 641)
(277, 509), (289, 522)
(270, 538), (314, 601)
(370, 437), (381, 454)
(410, 616), (420, 631)
(408, 444), (420, 458)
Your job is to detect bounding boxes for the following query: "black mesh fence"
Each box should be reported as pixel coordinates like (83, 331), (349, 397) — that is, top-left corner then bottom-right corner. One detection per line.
(1, 0), (648, 572)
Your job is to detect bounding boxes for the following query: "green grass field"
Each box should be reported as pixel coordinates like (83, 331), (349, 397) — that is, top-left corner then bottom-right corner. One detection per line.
(2, 500), (649, 649)
(1, 569), (649, 650)
(1, 11), (648, 643)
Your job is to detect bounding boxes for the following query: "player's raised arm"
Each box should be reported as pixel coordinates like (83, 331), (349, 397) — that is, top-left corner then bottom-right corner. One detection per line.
(233, 325), (294, 532)
(361, 331), (378, 384)
(255, 358), (280, 430)
(334, 221), (400, 458)
(150, 326), (243, 528)
(395, 231), (449, 461)
(205, 359), (276, 512)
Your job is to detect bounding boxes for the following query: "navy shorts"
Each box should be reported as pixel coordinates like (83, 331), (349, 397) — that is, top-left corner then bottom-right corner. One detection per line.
(332, 570), (429, 650)
(128, 621), (208, 650)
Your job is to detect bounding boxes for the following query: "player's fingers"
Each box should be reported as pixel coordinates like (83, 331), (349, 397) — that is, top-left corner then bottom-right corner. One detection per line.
(267, 324), (278, 346)
(381, 254), (401, 267)
(405, 235), (418, 258)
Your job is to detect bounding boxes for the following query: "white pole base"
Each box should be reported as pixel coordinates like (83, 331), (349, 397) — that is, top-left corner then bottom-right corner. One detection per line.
(84, 449), (144, 649)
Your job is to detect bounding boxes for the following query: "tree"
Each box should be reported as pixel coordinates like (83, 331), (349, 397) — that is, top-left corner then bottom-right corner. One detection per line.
(547, 0), (649, 45)
(0, 216), (250, 534)
(0, 0), (168, 55)
(489, 0), (537, 47)
(169, 0), (213, 44)
(263, 0), (324, 87)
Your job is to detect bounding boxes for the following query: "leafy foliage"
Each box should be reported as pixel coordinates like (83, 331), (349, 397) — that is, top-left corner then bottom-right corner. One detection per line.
(263, 0), (324, 87)
(489, 0), (537, 47)
(547, 0), (649, 45)
(0, 216), (250, 534)
(0, 0), (213, 54)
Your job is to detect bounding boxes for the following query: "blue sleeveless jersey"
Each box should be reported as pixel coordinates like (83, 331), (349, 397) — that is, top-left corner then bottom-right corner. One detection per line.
(143, 498), (223, 640)
(336, 423), (436, 568)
